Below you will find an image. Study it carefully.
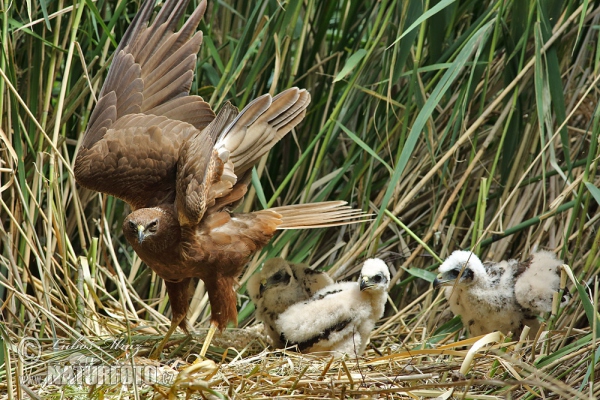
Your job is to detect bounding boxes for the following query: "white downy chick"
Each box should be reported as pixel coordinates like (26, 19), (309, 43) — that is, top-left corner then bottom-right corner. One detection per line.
(247, 257), (334, 346)
(275, 258), (390, 356)
(434, 250), (563, 338)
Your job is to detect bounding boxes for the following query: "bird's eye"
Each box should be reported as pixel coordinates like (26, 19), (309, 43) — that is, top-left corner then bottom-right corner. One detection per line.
(128, 221), (136, 230)
(268, 271), (290, 286)
(447, 269), (460, 279)
(372, 275), (382, 283)
(147, 220), (158, 232)
(463, 268), (474, 280)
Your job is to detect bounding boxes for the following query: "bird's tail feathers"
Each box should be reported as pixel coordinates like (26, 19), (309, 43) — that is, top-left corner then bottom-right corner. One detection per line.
(270, 201), (370, 229)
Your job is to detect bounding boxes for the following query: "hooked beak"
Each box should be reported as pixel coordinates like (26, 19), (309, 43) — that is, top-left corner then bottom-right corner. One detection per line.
(433, 273), (452, 288)
(259, 279), (267, 295)
(359, 276), (371, 291)
(137, 225), (145, 243)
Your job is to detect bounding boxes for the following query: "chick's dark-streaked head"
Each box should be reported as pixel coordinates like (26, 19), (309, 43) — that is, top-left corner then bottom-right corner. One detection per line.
(359, 258), (390, 291)
(434, 250), (483, 288)
(434, 264), (475, 287)
(261, 268), (291, 295)
(249, 258), (295, 299)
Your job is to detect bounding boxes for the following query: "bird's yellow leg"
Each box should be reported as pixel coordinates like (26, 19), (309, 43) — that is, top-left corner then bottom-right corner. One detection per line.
(150, 320), (180, 359)
(149, 314), (187, 360)
(200, 322), (217, 357)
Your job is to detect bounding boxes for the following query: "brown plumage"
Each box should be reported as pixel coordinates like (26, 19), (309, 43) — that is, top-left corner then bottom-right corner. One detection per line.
(74, 0), (366, 356)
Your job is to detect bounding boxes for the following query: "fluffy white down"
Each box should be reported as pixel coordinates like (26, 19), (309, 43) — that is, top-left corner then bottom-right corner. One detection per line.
(514, 250), (562, 313)
(439, 250), (564, 338)
(275, 259), (389, 356)
(277, 282), (365, 354)
(440, 252), (527, 336)
(247, 258), (333, 347)
(361, 258), (391, 281)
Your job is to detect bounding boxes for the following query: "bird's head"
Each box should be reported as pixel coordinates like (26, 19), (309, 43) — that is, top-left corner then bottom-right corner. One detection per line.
(247, 258), (296, 302)
(434, 250), (484, 288)
(258, 258), (295, 295)
(123, 207), (179, 251)
(359, 258), (390, 291)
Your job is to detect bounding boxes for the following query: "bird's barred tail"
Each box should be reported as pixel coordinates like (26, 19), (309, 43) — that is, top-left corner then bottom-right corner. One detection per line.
(270, 201), (370, 229)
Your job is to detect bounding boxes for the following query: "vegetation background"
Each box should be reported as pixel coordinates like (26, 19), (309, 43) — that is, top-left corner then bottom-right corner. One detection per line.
(0, 0), (599, 397)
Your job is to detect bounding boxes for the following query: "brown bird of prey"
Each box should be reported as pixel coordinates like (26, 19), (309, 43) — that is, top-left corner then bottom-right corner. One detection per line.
(275, 259), (389, 356)
(434, 250), (563, 338)
(74, 0), (366, 357)
(247, 258), (334, 346)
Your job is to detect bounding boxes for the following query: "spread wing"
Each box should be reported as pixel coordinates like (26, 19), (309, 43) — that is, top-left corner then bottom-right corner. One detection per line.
(74, 0), (215, 209)
(85, 0), (213, 144)
(174, 87), (311, 226)
(176, 103), (239, 226)
(76, 115), (199, 209)
(216, 87), (311, 177)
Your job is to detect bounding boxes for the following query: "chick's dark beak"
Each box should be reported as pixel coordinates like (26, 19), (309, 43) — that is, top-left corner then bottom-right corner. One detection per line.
(259, 279), (267, 295)
(433, 273), (451, 288)
(137, 225), (145, 243)
(359, 276), (370, 291)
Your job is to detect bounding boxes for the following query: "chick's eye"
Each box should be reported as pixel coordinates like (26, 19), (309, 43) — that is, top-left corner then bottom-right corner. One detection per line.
(273, 272), (282, 281)
(448, 269), (460, 278)
(128, 221), (136, 230)
(463, 268), (474, 280)
(373, 275), (382, 283)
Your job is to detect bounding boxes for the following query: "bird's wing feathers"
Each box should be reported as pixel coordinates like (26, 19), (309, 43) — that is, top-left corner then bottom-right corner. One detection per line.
(175, 133), (215, 226)
(83, 0), (213, 150)
(83, 59), (139, 148)
(175, 104), (239, 226)
(75, 114), (198, 209)
(215, 87), (311, 177)
(118, 0), (210, 120)
(130, 0), (214, 128)
(291, 264), (334, 296)
(286, 318), (353, 352)
(143, 97), (213, 132)
(181, 90), (313, 221)
(76, 0), (216, 209)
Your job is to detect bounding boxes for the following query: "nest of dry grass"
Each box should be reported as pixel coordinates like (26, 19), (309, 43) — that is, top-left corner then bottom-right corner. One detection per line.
(2, 305), (595, 399)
